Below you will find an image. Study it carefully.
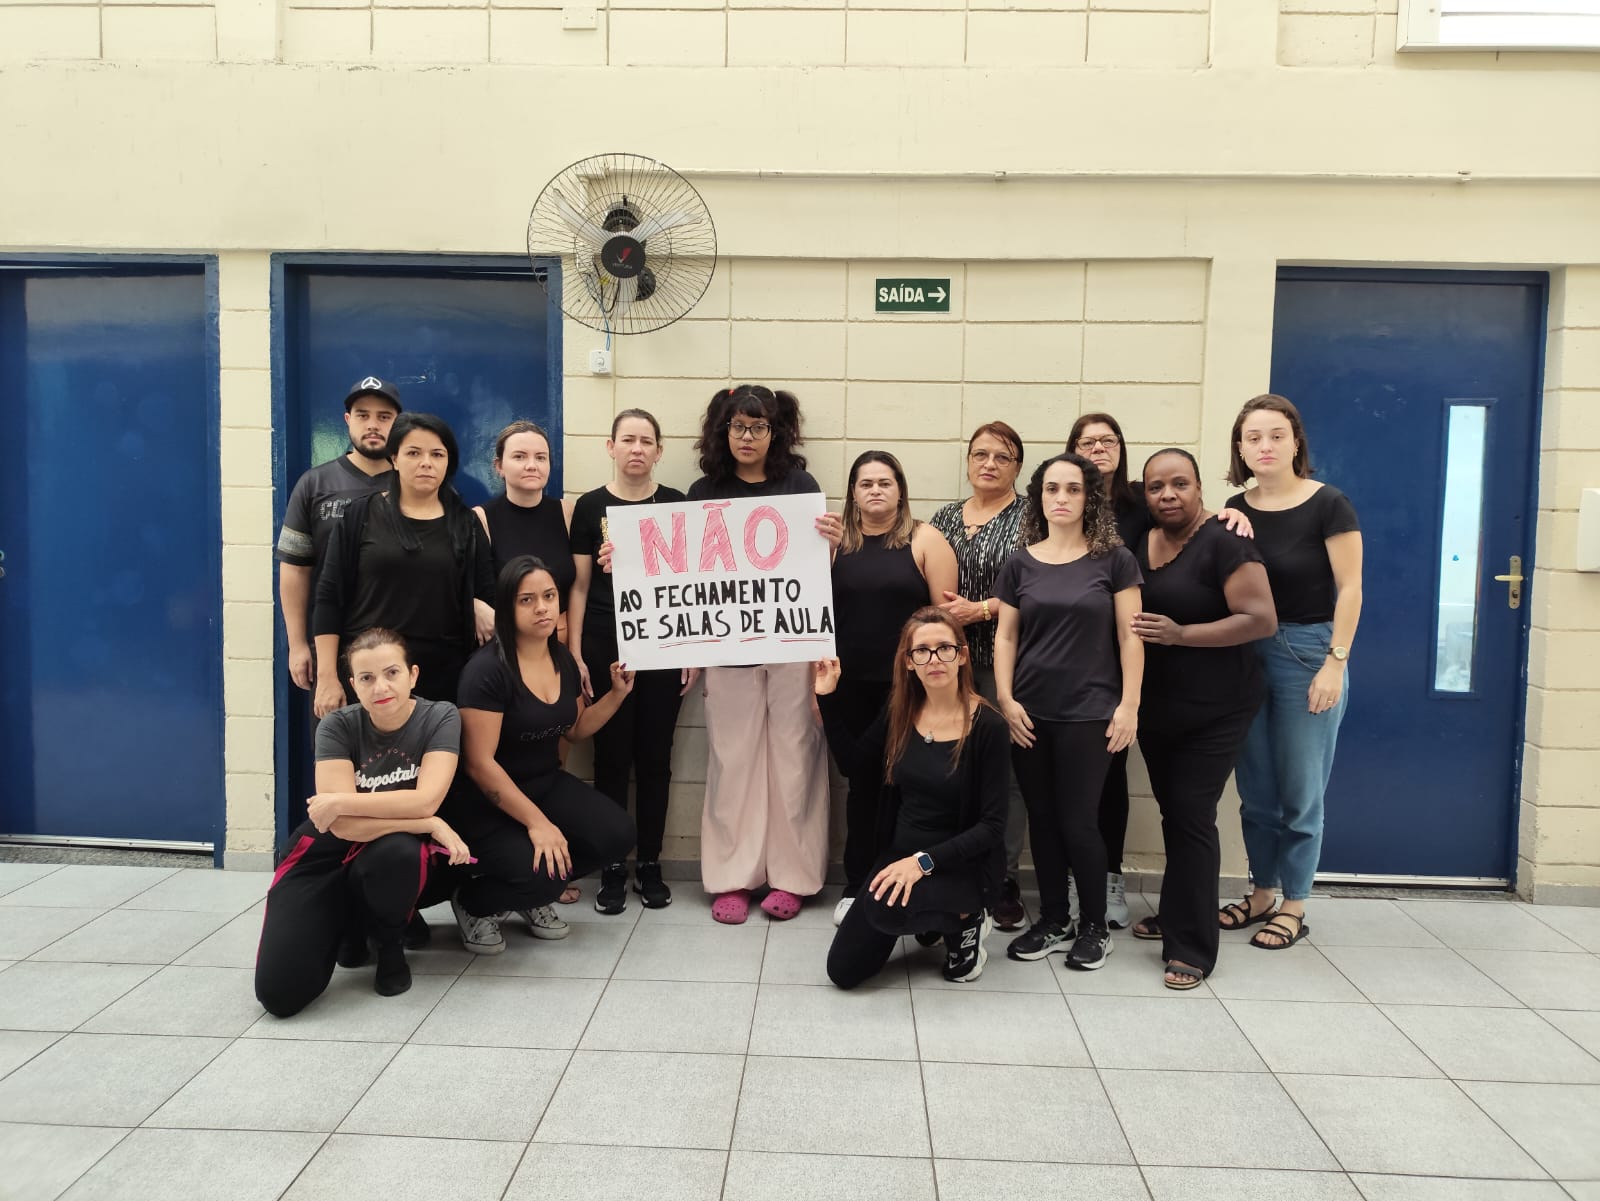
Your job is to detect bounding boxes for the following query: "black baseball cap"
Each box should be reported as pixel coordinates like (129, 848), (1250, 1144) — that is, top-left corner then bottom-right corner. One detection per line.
(344, 376), (402, 411)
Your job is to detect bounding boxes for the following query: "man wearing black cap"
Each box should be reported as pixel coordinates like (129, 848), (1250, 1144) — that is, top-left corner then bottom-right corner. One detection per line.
(275, 377), (403, 693)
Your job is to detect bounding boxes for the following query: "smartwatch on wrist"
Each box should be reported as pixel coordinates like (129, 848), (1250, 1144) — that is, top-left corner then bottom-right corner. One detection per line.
(914, 851), (935, 876)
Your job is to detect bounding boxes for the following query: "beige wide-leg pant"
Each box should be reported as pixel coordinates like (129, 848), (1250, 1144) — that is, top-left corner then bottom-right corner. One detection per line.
(700, 662), (830, 896)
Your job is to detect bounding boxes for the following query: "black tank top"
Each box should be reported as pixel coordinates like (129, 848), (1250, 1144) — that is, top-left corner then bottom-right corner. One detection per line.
(482, 493), (576, 610)
(832, 531), (929, 683)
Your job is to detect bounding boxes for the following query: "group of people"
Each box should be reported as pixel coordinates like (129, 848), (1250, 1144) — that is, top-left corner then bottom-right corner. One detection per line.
(258, 376), (1361, 1016)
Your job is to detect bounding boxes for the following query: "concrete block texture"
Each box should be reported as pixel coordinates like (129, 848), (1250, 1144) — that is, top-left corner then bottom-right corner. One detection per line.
(846, 322), (965, 383)
(371, 8), (488, 62)
(845, 10), (964, 66)
(1279, 12), (1374, 66)
(0, 6), (99, 60)
(280, 7), (371, 62)
(1086, 260), (1209, 323)
(731, 321), (847, 381)
(101, 6), (216, 60)
(609, 9), (725, 65)
(727, 9), (844, 67)
(966, 11), (1088, 67)
(965, 262), (1086, 324)
(963, 322), (1084, 384)
(731, 261), (848, 322)
(1087, 10), (1209, 67)
(1082, 322), (1205, 383)
(491, 9), (607, 65)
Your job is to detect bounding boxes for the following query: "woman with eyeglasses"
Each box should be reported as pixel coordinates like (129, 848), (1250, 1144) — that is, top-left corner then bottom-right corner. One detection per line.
(825, 451), (959, 927)
(1128, 449), (1276, 988)
(995, 453), (1143, 970)
(815, 609), (1008, 988)
(929, 422), (1030, 931)
(687, 385), (843, 925)
(1065, 412), (1252, 931)
(1218, 394), (1362, 951)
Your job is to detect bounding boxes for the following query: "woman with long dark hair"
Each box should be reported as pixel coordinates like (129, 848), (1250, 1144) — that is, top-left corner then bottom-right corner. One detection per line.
(313, 412), (494, 714)
(825, 450), (958, 926)
(816, 608), (1008, 988)
(1218, 394), (1362, 951)
(994, 453), (1143, 970)
(687, 384), (842, 925)
(1065, 412), (1252, 930)
(567, 408), (695, 913)
(256, 628), (470, 1016)
(1128, 449), (1276, 988)
(929, 421), (1030, 930)
(439, 556), (638, 954)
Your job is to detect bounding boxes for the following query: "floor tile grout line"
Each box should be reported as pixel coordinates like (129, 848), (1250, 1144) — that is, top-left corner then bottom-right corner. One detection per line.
(718, 923), (769, 1201)
(33, 1121), (137, 1201)
(268, 1132), (335, 1201)
(905, 986), (939, 1191)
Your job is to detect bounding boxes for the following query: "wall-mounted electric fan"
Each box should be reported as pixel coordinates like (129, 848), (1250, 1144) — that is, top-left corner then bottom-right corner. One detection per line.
(527, 152), (718, 335)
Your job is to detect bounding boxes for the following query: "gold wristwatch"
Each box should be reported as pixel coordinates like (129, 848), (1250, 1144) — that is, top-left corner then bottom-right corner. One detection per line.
(1328, 646), (1349, 662)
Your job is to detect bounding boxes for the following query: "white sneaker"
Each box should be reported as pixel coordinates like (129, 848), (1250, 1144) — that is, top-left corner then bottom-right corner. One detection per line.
(516, 904), (571, 940)
(451, 894), (506, 955)
(1106, 873), (1130, 930)
(832, 895), (855, 927)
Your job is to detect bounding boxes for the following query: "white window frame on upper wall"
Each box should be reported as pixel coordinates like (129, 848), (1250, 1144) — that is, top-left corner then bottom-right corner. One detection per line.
(1398, 0), (1600, 50)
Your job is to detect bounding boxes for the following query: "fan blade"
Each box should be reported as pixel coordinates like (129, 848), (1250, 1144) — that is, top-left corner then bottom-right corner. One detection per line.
(632, 210), (699, 243)
(552, 191), (608, 248)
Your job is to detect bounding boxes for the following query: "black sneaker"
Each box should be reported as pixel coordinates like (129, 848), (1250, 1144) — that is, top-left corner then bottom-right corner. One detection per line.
(595, 862), (628, 915)
(993, 876), (1025, 931)
(1006, 919), (1073, 962)
(634, 861), (673, 909)
(403, 911), (432, 950)
(1065, 921), (1114, 971)
(374, 940), (412, 996)
(914, 930), (945, 948)
(336, 924), (370, 969)
(943, 912), (992, 983)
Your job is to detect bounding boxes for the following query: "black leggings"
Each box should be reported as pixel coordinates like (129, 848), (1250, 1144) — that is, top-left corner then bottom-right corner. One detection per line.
(818, 682), (892, 894)
(1139, 702), (1258, 977)
(448, 771), (637, 916)
(1012, 720), (1113, 929)
(583, 633), (684, 863)
(1098, 748), (1130, 874)
(255, 825), (431, 1018)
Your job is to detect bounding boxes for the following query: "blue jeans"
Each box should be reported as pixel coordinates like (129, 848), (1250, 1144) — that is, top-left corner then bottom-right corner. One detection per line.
(1234, 621), (1349, 901)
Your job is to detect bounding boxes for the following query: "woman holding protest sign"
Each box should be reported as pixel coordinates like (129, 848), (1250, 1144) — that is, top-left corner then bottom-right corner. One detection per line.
(439, 555), (638, 955)
(568, 409), (694, 913)
(826, 450), (959, 927)
(816, 608), (1008, 987)
(687, 384), (843, 924)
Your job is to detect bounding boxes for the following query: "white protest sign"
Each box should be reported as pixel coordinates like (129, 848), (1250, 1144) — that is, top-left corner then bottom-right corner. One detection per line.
(606, 492), (836, 670)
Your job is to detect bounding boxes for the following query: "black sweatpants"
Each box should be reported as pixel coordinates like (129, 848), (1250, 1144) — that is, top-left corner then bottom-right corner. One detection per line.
(1098, 748), (1131, 874)
(826, 861), (983, 990)
(255, 825), (431, 1018)
(818, 681), (892, 895)
(1139, 701), (1259, 977)
(448, 771), (637, 916)
(1012, 720), (1114, 929)
(582, 632), (684, 863)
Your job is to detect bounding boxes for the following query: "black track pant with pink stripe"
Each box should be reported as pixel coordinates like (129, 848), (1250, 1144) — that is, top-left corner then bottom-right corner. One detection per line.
(255, 823), (432, 1018)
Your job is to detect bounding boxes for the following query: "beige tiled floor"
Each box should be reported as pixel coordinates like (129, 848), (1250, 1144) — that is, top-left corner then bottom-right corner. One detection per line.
(3, 862), (1600, 1200)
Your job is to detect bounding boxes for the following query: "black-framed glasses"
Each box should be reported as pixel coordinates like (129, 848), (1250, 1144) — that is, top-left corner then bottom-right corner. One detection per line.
(725, 421), (772, 441)
(907, 643), (961, 665)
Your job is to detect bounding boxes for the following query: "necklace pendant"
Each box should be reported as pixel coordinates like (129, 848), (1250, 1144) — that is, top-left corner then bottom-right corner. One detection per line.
(923, 730), (934, 743)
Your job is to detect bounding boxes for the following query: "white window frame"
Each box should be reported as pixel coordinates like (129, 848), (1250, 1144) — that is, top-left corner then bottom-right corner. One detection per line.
(1398, 0), (1600, 51)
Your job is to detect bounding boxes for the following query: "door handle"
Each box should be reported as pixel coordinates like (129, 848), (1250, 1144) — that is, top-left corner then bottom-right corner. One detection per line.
(1493, 555), (1523, 609)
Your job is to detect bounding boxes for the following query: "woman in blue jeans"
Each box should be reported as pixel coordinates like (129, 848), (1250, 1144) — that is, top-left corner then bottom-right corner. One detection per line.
(1219, 394), (1363, 950)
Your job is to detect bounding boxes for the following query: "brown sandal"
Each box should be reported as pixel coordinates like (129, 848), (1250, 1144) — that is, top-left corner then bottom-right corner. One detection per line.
(1132, 916), (1163, 941)
(1251, 910), (1310, 950)
(1218, 898), (1276, 931)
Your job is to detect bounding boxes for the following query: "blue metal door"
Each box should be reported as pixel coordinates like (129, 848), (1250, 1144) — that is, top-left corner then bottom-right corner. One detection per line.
(275, 261), (560, 840)
(0, 265), (223, 847)
(1270, 268), (1544, 882)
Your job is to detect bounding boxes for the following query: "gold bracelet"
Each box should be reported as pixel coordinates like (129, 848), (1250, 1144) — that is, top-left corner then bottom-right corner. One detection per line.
(982, 599), (992, 622)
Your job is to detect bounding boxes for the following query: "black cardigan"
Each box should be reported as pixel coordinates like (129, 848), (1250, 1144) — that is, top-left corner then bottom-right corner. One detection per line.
(821, 700), (1010, 908)
(312, 488), (494, 651)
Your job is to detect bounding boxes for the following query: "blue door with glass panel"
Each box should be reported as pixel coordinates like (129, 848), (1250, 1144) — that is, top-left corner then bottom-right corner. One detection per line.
(1269, 268), (1544, 882)
(275, 261), (560, 842)
(0, 265), (222, 846)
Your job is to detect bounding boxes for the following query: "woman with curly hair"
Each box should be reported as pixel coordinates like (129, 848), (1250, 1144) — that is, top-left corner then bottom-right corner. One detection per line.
(993, 453), (1143, 969)
(686, 384), (843, 924)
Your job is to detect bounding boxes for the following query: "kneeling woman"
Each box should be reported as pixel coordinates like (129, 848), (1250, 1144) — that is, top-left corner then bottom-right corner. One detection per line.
(817, 609), (1009, 988)
(1128, 450), (1277, 989)
(256, 628), (471, 1017)
(441, 555), (638, 954)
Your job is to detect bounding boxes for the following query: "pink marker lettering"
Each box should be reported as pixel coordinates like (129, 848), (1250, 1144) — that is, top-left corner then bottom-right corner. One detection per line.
(638, 511), (688, 577)
(699, 502), (737, 572)
(743, 505), (789, 571)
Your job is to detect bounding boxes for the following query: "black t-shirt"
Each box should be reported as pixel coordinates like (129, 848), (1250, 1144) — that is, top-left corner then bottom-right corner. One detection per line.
(1227, 485), (1360, 624)
(275, 458), (391, 626)
(890, 736), (963, 855)
(346, 507), (462, 644)
(570, 483), (688, 637)
(315, 697), (461, 788)
(685, 468), (822, 502)
(994, 546), (1143, 723)
(832, 533), (929, 683)
(1134, 521), (1266, 711)
(448, 640), (581, 814)
(481, 494), (575, 610)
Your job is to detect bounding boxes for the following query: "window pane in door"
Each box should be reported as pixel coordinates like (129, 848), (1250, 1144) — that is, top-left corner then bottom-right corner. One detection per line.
(1434, 403), (1489, 694)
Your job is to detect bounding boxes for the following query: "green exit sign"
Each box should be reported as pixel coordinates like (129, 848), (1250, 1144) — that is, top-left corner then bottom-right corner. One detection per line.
(875, 278), (950, 313)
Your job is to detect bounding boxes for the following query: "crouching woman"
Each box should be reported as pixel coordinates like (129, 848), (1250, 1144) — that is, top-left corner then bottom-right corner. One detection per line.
(817, 608), (1009, 988)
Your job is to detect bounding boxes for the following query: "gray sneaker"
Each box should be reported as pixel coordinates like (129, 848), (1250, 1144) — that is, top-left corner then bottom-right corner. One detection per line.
(451, 894), (507, 955)
(1106, 873), (1130, 930)
(516, 904), (571, 940)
